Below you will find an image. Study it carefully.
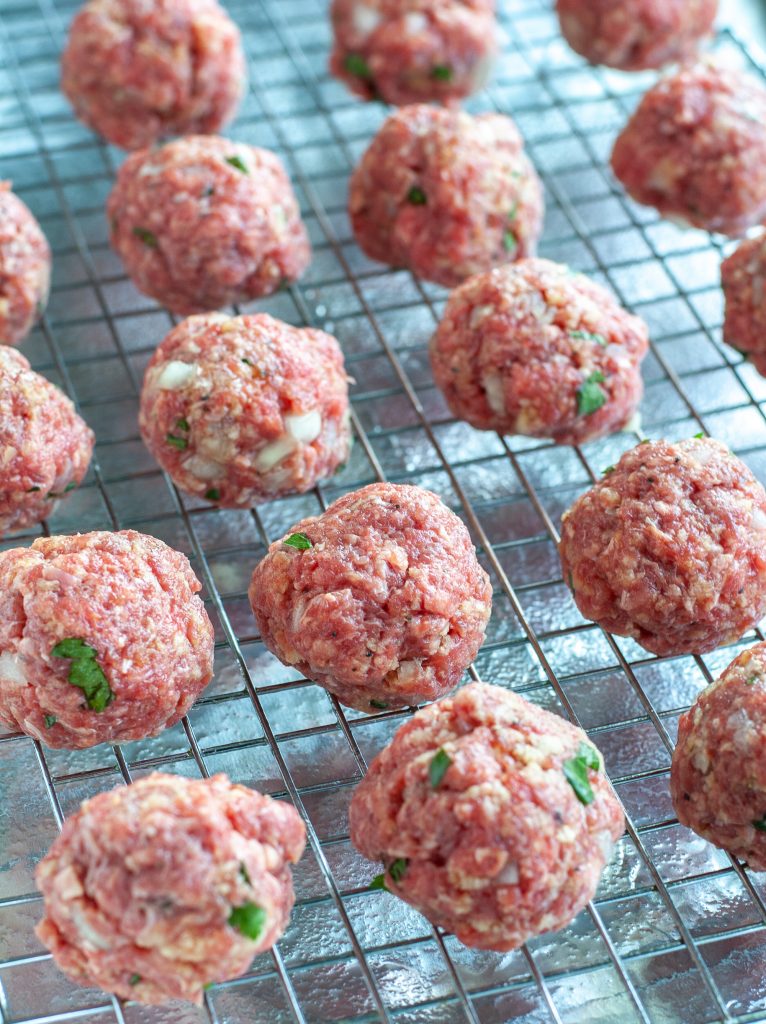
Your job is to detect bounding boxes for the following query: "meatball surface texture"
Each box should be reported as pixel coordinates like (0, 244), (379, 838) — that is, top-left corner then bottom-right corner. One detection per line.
(249, 483), (492, 711)
(722, 233), (766, 377)
(0, 182), (51, 346)
(350, 682), (625, 950)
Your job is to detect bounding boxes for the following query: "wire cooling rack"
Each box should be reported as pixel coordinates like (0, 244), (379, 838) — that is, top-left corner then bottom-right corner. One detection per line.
(4, 1), (766, 1022)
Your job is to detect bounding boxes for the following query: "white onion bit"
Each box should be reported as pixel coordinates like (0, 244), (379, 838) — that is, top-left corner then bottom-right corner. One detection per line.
(285, 410), (322, 444)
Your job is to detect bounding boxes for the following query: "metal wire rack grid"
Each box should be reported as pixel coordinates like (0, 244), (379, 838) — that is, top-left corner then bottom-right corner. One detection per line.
(2, 0), (766, 1021)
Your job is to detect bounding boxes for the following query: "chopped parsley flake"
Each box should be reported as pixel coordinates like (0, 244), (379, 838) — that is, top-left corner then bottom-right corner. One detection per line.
(747, 675), (759, 685)
(693, 432), (705, 439)
(503, 229), (518, 255)
(239, 862), (252, 885)
(225, 155), (249, 175)
(369, 698), (389, 710)
(228, 901), (267, 941)
(345, 53), (372, 79)
(166, 433), (188, 450)
(52, 638), (114, 712)
(369, 873), (388, 891)
(48, 482), (78, 499)
(428, 748), (452, 788)
(284, 532), (312, 550)
(431, 64), (453, 81)
(753, 816), (766, 833)
(571, 329), (607, 347)
(203, 982), (215, 991)
(176, 417), (190, 432)
(205, 488), (220, 502)
(407, 186), (427, 206)
(576, 371), (607, 417)
(602, 465), (615, 476)
(242, 357), (253, 366)
(27, 486), (41, 492)
(389, 858), (408, 883)
(132, 227), (157, 248)
(44, 715), (57, 729)
(563, 741), (600, 806)
(129, 974), (141, 987)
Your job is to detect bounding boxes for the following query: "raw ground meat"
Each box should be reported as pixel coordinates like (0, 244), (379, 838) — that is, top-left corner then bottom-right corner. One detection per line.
(330, 0), (498, 106)
(139, 312), (351, 507)
(349, 682), (624, 950)
(611, 60), (766, 237)
(721, 233), (766, 376)
(0, 347), (94, 536)
(559, 437), (766, 657)
(107, 134), (311, 315)
(249, 483), (492, 712)
(429, 259), (649, 445)
(36, 772), (306, 1005)
(0, 182), (51, 346)
(349, 104), (543, 288)
(556, 0), (718, 72)
(0, 530), (214, 749)
(61, 0), (246, 150)
(671, 642), (766, 870)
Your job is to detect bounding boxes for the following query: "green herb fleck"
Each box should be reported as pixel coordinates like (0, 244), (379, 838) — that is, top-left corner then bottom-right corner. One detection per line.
(129, 974), (141, 987)
(242, 357), (253, 366)
(344, 53), (372, 79)
(503, 229), (518, 255)
(132, 226), (157, 248)
(52, 638), (114, 712)
(27, 486), (41, 492)
(753, 816), (766, 833)
(369, 873), (388, 891)
(747, 675), (759, 685)
(228, 901), (267, 941)
(205, 488), (220, 502)
(602, 465), (615, 476)
(239, 862), (251, 885)
(369, 698), (389, 710)
(389, 858), (408, 883)
(225, 155), (249, 175)
(638, 438), (651, 445)
(203, 982), (215, 991)
(428, 748), (452, 788)
(166, 433), (188, 450)
(563, 741), (600, 806)
(284, 532), (312, 550)
(576, 371), (607, 416)
(48, 481), (78, 499)
(431, 64), (453, 81)
(693, 431), (705, 439)
(203, 185), (215, 198)
(44, 715), (57, 729)
(176, 417), (190, 432)
(407, 186), (427, 206)
(571, 329), (607, 347)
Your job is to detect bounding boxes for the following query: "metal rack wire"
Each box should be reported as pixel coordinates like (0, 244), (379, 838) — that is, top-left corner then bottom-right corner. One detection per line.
(2, 0), (766, 1021)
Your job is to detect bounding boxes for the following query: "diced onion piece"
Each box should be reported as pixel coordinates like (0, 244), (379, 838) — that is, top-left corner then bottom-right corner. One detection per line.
(255, 434), (296, 472)
(497, 862), (519, 885)
(482, 373), (506, 416)
(403, 12), (427, 34)
(182, 454), (223, 481)
(285, 410), (322, 444)
(0, 651), (27, 686)
(156, 361), (196, 390)
(352, 4), (381, 37)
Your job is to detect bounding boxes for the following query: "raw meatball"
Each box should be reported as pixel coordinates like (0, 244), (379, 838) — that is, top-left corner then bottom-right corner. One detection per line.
(61, 0), (246, 151)
(611, 61), (766, 237)
(107, 135), (311, 315)
(139, 313), (351, 507)
(556, 0), (718, 72)
(0, 182), (51, 346)
(0, 348), (94, 536)
(349, 105), (543, 288)
(671, 643), (766, 869)
(721, 233), (766, 376)
(330, 0), (497, 106)
(560, 437), (766, 657)
(0, 530), (214, 749)
(429, 259), (649, 445)
(36, 772), (306, 1005)
(350, 682), (624, 950)
(249, 483), (492, 712)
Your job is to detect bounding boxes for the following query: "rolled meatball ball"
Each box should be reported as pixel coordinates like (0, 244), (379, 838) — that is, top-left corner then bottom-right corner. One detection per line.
(349, 105), (543, 288)
(350, 682), (624, 950)
(61, 0), (246, 151)
(139, 313), (351, 507)
(429, 259), (649, 445)
(671, 643), (766, 869)
(556, 0), (718, 72)
(721, 233), (766, 376)
(0, 530), (214, 749)
(0, 348), (94, 536)
(330, 0), (498, 106)
(107, 135), (311, 315)
(560, 437), (766, 657)
(249, 483), (492, 712)
(36, 772), (306, 1005)
(0, 182), (51, 346)
(611, 61), (766, 237)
